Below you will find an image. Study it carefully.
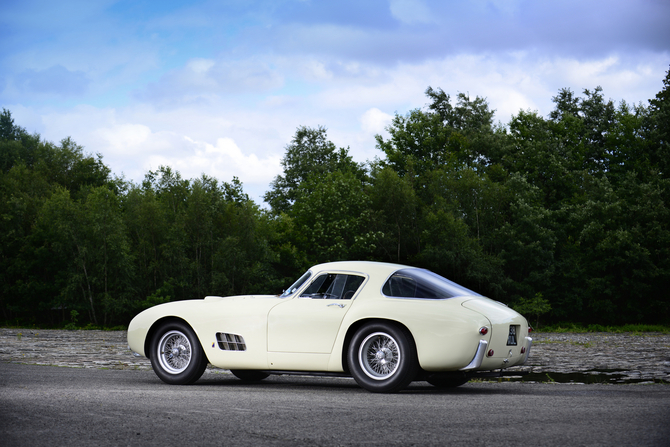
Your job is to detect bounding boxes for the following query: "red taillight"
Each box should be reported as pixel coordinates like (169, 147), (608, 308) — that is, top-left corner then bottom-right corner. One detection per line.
(487, 349), (494, 357)
(479, 326), (489, 335)
(521, 347), (526, 354)
(528, 326), (534, 333)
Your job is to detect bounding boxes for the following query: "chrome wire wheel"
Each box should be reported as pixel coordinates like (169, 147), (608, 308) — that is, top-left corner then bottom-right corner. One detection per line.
(157, 330), (192, 374)
(150, 321), (208, 385)
(358, 331), (401, 380)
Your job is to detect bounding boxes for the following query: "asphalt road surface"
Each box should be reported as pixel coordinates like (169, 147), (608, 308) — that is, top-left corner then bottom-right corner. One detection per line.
(1, 362), (669, 446)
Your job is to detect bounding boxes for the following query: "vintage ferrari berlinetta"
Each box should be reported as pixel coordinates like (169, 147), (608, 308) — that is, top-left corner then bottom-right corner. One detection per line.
(128, 261), (532, 392)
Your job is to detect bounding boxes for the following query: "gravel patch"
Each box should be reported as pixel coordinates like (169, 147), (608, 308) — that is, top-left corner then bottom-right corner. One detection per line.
(1, 328), (669, 383)
(516, 332), (670, 383)
(0, 328), (152, 371)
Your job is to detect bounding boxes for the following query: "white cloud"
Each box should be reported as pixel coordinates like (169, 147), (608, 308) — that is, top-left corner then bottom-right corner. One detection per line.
(135, 56), (285, 105)
(20, 104), (282, 202)
(360, 108), (393, 135)
(389, 0), (434, 25)
(186, 58), (216, 74)
(8, 51), (667, 205)
(19, 65), (89, 96)
(472, 0), (522, 16)
(146, 137), (282, 192)
(299, 59), (333, 82)
(101, 128), (283, 202)
(92, 123), (154, 156)
(4, 0), (669, 213)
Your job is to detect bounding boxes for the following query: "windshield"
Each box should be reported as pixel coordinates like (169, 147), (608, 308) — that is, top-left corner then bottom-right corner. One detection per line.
(280, 270), (312, 297)
(382, 268), (481, 299)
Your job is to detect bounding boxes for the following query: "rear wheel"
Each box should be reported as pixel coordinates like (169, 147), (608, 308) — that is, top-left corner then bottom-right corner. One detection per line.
(230, 370), (270, 382)
(348, 322), (418, 393)
(150, 321), (208, 385)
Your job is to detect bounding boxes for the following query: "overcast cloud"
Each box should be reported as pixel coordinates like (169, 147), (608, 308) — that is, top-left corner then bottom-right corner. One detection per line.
(1, 0), (668, 203)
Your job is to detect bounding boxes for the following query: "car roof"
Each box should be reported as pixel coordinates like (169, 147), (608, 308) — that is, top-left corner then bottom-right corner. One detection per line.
(309, 261), (412, 277)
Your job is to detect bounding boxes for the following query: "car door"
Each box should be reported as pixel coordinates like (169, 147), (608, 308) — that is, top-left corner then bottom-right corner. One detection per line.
(267, 272), (366, 353)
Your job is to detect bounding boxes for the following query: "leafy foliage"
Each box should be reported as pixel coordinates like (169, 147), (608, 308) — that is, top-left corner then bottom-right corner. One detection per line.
(512, 293), (552, 328)
(2, 67), (670, 327)
(264, 125), (365, 213)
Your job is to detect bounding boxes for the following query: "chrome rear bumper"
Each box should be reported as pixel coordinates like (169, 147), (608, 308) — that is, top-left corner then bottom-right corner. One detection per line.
(460, 340), (488, 371)
(521, 336), (533, 365)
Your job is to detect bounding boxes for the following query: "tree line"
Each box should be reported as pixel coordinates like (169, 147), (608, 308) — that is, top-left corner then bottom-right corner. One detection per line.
(1, 67), (669, 328)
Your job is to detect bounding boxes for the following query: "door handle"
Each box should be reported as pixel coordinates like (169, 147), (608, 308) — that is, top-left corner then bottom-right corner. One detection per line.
(327, 303), (345, 308)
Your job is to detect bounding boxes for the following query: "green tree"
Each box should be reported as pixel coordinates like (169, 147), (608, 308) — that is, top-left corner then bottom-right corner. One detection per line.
(123, 184), (168, 302)
(375, 109), (459, 179)
(0, 114), (110, 195)
(605, 101), (652, 183)
(512, 293), (551, 328)
(499, 109), (583, 208)
(0, 108), (27, 142)
(490, 174), (556, 303)
(264, 126), (364, 213)
(289, 171), (378, 264)
(647, 66), (670, 178)
(367, 166), (419, 262)
(558, 174), (670, 324)
(33, 186), (132, 325)
(425, 87), (495, 134)
(0, 163), (54, 322)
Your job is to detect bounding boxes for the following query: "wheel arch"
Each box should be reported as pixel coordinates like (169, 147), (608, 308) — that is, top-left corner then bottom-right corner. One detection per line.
(340, 317), (417, 373)
(144, 316), (209, 363)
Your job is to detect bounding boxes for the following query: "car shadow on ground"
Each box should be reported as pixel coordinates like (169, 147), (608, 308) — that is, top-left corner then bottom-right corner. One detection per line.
(180, 374), (523, 395)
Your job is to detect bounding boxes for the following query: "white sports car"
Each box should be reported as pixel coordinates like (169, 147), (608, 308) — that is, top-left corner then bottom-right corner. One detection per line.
(128, 261), (532, 392)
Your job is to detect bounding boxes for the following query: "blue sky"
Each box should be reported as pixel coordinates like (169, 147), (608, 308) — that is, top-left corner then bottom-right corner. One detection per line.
(2, 0), (669, 202)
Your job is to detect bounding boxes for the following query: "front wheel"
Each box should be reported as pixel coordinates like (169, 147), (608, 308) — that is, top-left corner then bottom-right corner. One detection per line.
(347, 322), (418, 393)
(150, 321), (208, 385)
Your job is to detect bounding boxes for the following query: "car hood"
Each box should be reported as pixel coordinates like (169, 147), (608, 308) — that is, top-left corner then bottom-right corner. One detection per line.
(204, 294), (277, 301)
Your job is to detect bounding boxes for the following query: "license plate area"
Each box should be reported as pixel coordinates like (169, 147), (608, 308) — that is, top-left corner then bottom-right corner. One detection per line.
(507, 325), (519, 346)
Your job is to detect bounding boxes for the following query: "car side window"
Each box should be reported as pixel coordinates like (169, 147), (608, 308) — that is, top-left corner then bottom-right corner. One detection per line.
(382, 269), (478, 299)
(383, 275), (418, 298)
(301, 274), (365, 299)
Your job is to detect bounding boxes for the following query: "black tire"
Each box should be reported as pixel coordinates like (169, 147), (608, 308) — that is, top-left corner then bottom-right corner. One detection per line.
(230, 370), (270, 382)
(149, 321), (208, 385)
(426, 375), (470, 388)
(347, 322), (418, 393)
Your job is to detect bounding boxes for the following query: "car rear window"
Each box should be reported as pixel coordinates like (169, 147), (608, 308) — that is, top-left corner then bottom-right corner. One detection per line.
(382, 269), (480, 299)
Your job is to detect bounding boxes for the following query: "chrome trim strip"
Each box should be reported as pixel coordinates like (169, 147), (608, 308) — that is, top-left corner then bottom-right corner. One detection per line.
(384, 295), (466, 301)
(460, 340), (488, 371)
(521, 336), (533, 364)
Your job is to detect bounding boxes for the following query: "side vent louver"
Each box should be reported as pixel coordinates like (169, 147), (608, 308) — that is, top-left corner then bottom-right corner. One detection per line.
(216, 333), (247, 351)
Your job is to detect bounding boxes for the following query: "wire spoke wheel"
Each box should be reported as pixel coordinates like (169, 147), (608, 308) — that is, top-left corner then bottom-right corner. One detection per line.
(149, 321), (208, 385)
(157, 330), (192, 374)
(348, 322), (418, 393)
(359, 332), (401, 380)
